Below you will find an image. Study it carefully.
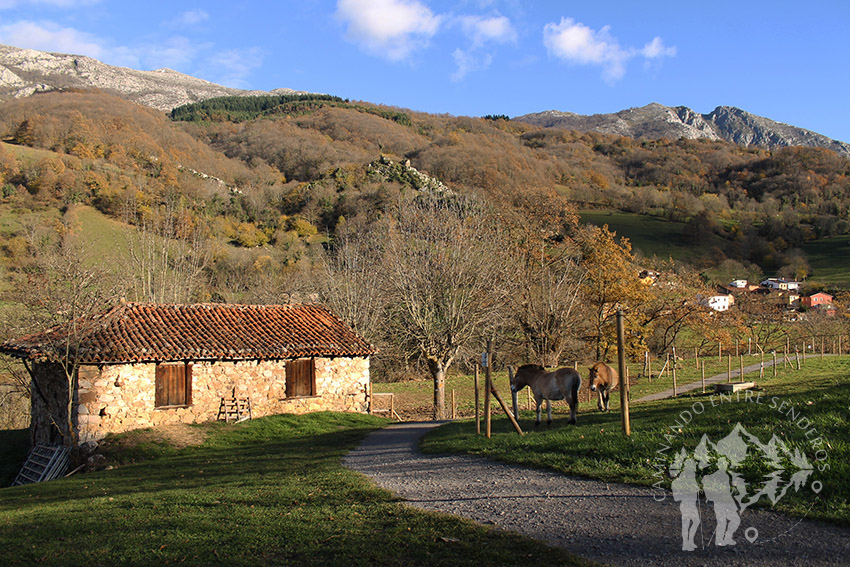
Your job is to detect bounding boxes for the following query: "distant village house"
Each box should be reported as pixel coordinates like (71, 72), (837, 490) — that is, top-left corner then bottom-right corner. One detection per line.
(1, 303), (376, 447)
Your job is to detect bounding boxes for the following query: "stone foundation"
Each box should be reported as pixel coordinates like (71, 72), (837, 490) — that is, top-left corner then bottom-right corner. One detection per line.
(70, 357), (370, 442)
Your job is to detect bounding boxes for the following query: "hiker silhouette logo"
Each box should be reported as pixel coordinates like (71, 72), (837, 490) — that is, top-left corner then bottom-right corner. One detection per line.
(668, 422), (821, 551)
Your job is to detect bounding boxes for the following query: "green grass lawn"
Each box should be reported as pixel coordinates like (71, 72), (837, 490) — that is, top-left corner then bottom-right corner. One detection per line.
(421, 357), (850, 526)
(0, 412), (589, 567)
(801, 235), (850, 287)
(578, 209), (726, 263)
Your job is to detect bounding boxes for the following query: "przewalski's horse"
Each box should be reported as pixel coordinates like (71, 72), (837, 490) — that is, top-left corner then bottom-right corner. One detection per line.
(510, 364), (581, 427)
(588, 361), (618, 412)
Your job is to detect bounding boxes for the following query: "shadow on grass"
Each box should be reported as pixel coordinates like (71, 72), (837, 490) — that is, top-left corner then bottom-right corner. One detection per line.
(0, 428), (28, 486)
(0, 412), (590, 567)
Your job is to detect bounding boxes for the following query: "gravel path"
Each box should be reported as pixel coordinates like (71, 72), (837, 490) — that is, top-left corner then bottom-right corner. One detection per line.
(344, 421), (850, 566)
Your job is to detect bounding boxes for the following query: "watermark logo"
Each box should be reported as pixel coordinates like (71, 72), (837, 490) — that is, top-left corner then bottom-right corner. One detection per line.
(653, 391), (828, 552)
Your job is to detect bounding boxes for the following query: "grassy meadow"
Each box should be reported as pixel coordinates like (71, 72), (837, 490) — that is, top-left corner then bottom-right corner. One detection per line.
(420, 356), (850, 525)
(0, 412), (589, 567)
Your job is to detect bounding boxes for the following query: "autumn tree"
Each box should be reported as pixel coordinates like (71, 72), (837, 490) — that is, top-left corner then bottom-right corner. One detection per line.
(576, 224), (650, 360)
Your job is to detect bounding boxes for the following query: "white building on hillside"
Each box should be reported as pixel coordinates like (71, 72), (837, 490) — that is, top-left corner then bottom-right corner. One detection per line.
(761, 278), (801, 291)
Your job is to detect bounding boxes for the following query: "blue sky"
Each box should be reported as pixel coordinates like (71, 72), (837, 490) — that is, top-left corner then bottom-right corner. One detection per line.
(1, 0), (849, 143)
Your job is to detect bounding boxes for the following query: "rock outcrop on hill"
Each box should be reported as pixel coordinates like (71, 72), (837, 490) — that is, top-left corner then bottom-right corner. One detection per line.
(0, 44), (301, 112)
(516, 103), (850, 157)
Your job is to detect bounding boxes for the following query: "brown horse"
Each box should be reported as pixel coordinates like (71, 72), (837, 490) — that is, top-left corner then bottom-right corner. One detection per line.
(588, 361), (618, 412)
(510, 364), (581, 426)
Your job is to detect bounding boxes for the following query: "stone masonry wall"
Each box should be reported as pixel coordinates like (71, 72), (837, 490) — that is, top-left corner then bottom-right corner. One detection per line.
(74, 357), (370, 442)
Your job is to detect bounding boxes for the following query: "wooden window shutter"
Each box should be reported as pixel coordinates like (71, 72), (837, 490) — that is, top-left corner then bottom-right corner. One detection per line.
(285, 359), (315, 398)
(155, 362), (191, 408)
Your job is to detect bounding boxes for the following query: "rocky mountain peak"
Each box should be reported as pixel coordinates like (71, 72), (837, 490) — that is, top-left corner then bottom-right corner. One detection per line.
(516, 103), (850, 157)
(0, 43), (302, 112)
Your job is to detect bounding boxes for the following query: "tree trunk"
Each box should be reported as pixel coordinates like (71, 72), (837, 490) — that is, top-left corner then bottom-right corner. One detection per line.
(430, 362), (446, 421)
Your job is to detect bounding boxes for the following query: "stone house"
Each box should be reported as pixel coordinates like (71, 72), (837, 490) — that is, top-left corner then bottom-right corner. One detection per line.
(1, 302), (376, 446)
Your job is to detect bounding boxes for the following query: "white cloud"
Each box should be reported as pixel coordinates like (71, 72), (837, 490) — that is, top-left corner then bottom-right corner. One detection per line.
(458, 15), (516, 48)
(174, 9), (210, 26)
(336, 0), (443, 61)
(0, 0), (101, 8)
(641, 36), (676, 59)
(451, 47), (492, 82)
(0, 20), (105, 57)
(543, 17), (675, 82)
(200, 46), (264, 89)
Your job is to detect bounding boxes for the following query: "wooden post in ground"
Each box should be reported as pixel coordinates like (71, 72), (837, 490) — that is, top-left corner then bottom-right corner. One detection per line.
(701, 360), (706, 393)
(796, 347), (801, 370)
(727, 355), (732, 383)
(474, 365), (480, 434)
(759, 352), (764, 380)
(368, 383), (373, 415)
(719, 342), (722, 362)
(822, 336), (825, 359)
(490, 383), (524, 436)
(484, 339), (492, 439)
(695, 347), (699, 369)
(772, 352), (777, 377)
(784, 344), (789, 370)
(739, 355), (744, 383)
(451, 389), (456, 420)
(647, 352), (652, 383)
(672, 356), (678, 398)
(527, 387), (531, 411)
(748, 337), (752, 356)
(616, 309), (631, 437)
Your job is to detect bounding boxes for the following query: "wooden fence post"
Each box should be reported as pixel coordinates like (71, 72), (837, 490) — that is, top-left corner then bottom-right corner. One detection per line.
(772, 351), (777, 377)
(451, 389), (456, 420)
(474, 365), (480, 435)
(701, 360), (706, 393)
(484, 340), (492, 439)
(727, 355), (732, 383)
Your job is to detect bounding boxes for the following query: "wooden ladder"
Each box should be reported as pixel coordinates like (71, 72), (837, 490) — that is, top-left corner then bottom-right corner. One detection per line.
(13, 445), (70, 486)
(217, 389), (253, 423)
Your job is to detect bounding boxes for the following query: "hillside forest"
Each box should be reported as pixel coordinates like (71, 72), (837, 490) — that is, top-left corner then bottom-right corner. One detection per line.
(0, 90), (848, 417)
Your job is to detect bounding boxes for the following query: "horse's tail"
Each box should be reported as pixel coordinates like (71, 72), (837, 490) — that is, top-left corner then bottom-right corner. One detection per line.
(572, 372), (581, 404)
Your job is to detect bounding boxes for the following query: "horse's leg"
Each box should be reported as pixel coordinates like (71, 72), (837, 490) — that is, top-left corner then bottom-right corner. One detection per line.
(604, 388), (611, 412)
(597, 390), (604, 411)
(535, 395), (542, 427)
(568, 395), (577, 425)
(546, 399), (553, 427)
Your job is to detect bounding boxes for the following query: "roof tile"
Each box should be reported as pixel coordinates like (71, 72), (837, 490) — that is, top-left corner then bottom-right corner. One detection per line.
(1, 303), (376, 363)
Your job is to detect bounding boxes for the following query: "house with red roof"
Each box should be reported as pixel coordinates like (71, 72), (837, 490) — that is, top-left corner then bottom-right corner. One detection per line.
(1, 303), (376, 446)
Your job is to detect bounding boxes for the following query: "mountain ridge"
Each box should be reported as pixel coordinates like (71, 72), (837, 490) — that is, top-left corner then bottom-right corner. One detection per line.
(0, 43), (303, 112)
(1, 43), (847, 157)
(515, 103), (850, 157)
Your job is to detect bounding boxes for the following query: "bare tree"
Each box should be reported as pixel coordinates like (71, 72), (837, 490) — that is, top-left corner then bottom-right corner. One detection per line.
(8, 215), (116, 446)
(382, 193), (509, 419)
(509, 239), (586, 366)
(122, 187), (210, 303)
(317, 219), (387, 346)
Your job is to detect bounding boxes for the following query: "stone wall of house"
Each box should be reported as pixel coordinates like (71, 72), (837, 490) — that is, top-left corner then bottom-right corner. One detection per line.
(74, 357), (370, 442)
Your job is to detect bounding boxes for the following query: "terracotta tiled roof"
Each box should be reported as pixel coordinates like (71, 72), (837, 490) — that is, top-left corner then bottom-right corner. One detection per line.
(0, 303), (376, 363)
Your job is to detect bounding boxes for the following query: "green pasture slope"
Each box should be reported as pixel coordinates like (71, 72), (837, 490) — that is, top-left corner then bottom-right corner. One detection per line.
(801, 235), (850, 287)
(0, 413), (589, 567)
(422, 356), (850, 526)
(578, 209), (724, 263)
(580, 209), (850, 286)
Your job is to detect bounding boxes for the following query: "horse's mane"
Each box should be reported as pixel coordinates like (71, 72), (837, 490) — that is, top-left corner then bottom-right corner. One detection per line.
(517, 363), (545, 372)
